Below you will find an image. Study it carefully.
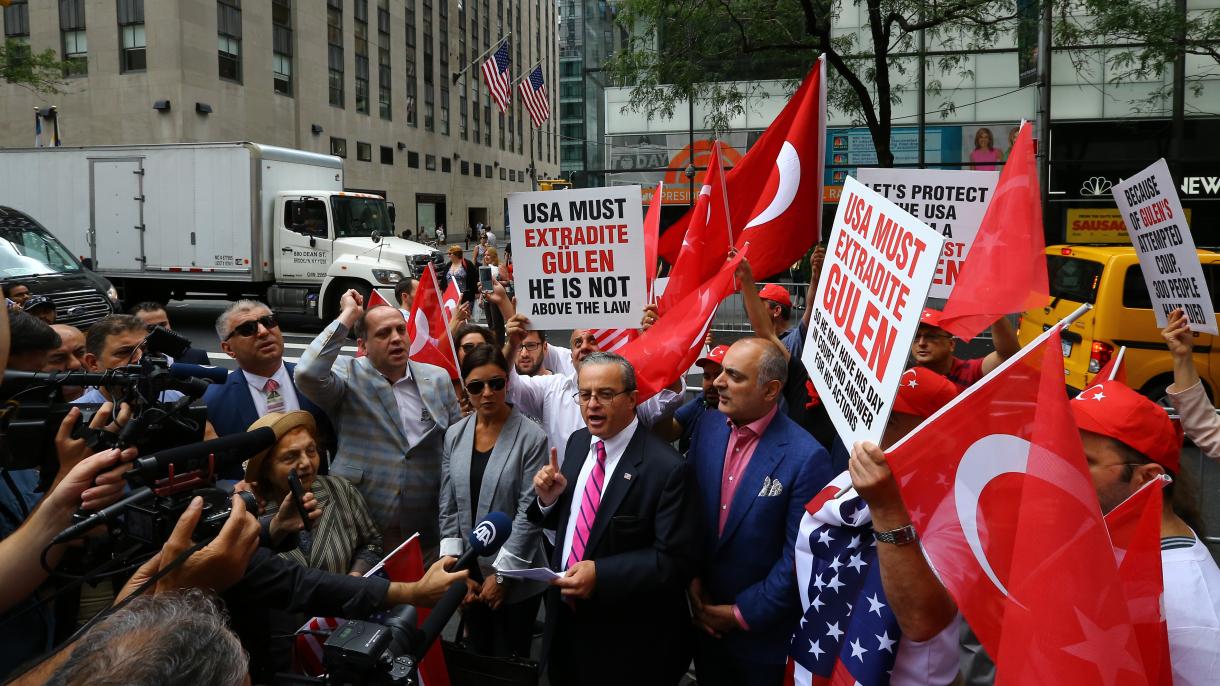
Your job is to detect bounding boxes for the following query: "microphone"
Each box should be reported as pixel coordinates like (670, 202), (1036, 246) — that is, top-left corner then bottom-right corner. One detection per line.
(130, 426), (277, 481)
(168, 362), (229, 385)
(413, 512), (512, 661)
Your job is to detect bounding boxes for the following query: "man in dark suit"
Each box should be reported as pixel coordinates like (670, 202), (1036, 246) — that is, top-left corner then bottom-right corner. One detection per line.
(128, 301), (211, 365)
(529, 351), (699, 686)
(202, 300), (333, 478)
(687, 337), (833, 686)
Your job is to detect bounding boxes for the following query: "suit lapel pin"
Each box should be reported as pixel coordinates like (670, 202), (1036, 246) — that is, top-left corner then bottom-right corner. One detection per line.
(623, 473), (633, 480)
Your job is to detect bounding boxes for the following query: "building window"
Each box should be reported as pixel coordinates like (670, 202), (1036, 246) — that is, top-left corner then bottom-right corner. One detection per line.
(442, 157), (451, 173)
(440, 84), (450, 136)
(425, 154), (437, 171)
(377, 0), (391, 120)
(272, 0), (292, 95)
(408, 151), (420, 167)
(485, 165), (493, 179)
(59, 0), (87, 77)
(355, 0), (369, 114)
(327, 0), (343, 107)
(117, 0), (145, 73)
(380, 146), (394, 164)
(4, 0), (30, 70)
(405, 0), (417, 126)
(217, 0), (241, 82)
(472, 79), (480, 142)
(461, 160), (469, 175)
(500, 167), (506, 180)
(509, 169), (516, 182)
(330, 137), (347, 158)
(357, 142), (372, 162)
(473, 162), (482, 176)
(424, 85), (434, 132)
(499, 113), (506, 150)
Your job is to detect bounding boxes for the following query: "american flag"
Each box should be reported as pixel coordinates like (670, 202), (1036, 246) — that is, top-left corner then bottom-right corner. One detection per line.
(591, 328), (636, 352)
(789, 473), (901, 686)
(518, 65), (550, 128)
(481, 40), (513, 113)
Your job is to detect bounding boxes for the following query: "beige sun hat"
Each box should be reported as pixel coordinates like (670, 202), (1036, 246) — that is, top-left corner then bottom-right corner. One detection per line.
(243, 411), (318, 483)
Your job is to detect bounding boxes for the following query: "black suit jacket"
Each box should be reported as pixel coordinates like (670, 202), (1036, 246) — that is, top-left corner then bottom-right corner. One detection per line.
(528, 424), (699, 686)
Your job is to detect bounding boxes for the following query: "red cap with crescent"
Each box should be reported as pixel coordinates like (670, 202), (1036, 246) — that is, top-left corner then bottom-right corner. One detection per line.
(1071, 381), (1183, 473)
(892, 367), (959, 419)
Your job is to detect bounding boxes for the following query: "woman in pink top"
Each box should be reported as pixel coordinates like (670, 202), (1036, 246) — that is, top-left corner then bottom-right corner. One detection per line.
(969, 127), (1001, 170)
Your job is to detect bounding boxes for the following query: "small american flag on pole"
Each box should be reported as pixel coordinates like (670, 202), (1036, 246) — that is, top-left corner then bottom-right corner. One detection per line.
(481, 40), (513, 113)
(518, 65), (550, 128)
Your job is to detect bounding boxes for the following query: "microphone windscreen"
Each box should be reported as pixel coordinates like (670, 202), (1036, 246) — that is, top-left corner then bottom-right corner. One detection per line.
(168, 362), (230, 384)
(466, 511), (512, 556)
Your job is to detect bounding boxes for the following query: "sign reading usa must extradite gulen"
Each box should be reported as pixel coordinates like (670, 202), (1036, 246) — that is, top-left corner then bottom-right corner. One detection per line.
(508, 185), (646, 330)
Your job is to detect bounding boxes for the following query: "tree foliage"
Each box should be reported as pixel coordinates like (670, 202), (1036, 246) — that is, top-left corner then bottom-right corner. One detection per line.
(1, 38), (67, 94)
(606, 0), (1019, 167)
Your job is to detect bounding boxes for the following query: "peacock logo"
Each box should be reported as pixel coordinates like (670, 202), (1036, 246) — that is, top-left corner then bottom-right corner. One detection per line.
(1080, 177), (1113, 197)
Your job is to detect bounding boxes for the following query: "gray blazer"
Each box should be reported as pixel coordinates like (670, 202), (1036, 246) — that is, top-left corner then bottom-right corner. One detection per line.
(439, 407), (549, 603)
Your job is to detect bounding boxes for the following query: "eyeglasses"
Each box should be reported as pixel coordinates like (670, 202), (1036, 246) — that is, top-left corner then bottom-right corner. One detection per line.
(573, 389), (629, 405)
(465, 377), (507, 395)
(460, 342), (489, 353)
(521, 342), (542, 352)
(225, 314), (279, 340)
(913, 332), (953, 343)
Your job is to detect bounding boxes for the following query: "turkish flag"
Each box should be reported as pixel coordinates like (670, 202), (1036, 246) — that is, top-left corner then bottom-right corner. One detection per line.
(1104, 477), (1172, 686)
(938, 122), (1049, 341)
(407, 263), (460, 379)
(440, 278), (461, 324)
(620, 248), (747, 401)
(886, 327), (1152, 686)
(660, 141), (732, 313)
(659, 58), (825, 279)
(644, 181), (663, 299)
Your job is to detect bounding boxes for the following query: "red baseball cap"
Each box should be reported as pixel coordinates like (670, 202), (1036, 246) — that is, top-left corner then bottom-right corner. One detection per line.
(758, 284), (792, 308)
(919, 307), (944, 328)
(1071, 381), (1183, 473)
(696, 345), (729, 370)
(892, 367), (959, 419)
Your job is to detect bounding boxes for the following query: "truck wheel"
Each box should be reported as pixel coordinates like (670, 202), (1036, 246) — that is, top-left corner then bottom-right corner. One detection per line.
(1139, 375), (1174, 408)
(321, 280), (372, 321)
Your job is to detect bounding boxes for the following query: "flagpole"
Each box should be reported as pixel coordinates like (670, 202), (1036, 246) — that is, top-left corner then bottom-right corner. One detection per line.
(511, 59), (544, 87)
(714, 138), (734, 248)
(1108, 346), (1126, 381)
(451, 32), (513, 84)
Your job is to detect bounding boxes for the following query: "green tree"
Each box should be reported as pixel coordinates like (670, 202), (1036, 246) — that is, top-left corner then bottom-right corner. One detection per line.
(606, 0), (1019, 167)
(1, 38), (67, 94)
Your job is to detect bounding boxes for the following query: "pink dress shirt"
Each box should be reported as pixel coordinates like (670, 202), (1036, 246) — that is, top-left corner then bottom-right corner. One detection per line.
(720, 404), (779, 630)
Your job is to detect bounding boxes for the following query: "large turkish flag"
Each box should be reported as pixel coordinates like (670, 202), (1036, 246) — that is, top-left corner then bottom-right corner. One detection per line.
(886, 327), (1151, 685)
(407, 263), (460, 379)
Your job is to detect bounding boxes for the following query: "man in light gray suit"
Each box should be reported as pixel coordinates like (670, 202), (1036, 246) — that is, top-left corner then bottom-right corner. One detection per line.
(296, 289), (461, 554)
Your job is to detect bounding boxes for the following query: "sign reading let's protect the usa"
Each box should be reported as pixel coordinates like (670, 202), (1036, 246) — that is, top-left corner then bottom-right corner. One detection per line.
(508, 186), (645, 330)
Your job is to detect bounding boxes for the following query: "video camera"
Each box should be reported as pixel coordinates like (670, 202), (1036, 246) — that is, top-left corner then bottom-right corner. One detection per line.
(0, 325), (218, 484)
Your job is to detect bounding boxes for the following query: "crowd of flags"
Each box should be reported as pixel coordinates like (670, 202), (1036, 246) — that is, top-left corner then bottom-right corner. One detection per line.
(480, 39), (551, 128)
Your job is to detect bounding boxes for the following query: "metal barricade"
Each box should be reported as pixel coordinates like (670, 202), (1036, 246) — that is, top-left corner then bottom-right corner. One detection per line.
(709, 282), (809, 334)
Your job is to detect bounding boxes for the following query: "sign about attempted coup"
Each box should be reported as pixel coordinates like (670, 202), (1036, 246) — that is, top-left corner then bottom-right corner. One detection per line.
(803, 176), (946, 447)
(508, 186), (646, 330)
(1112, 158), (1217, 334)
(856, 168), (998, 299)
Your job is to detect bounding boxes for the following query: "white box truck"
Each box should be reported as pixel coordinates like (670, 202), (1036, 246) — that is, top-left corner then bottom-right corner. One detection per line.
(0, 142), (441, 319)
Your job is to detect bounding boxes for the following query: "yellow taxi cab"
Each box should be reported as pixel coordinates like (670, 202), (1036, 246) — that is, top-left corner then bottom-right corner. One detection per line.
(1017, 244), (1220, 399)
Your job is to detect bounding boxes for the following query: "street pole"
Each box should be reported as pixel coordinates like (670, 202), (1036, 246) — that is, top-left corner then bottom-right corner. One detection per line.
(1170, 0), (1187, 168)
(917, 21), (926, 169)
(687, 94), (695, 208)
(1036, 0), (1052, 242)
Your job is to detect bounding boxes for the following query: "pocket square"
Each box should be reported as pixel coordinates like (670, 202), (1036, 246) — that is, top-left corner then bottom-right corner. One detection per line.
(758, 476), (783, 497)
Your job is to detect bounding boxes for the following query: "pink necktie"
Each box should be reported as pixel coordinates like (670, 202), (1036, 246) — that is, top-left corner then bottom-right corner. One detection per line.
(264, 378), (285, 414)
(567, 440), (607, 570)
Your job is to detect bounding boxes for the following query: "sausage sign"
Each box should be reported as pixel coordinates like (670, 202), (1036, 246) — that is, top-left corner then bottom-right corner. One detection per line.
(508, 185), (646, 329)
(802, 177), (945, 447)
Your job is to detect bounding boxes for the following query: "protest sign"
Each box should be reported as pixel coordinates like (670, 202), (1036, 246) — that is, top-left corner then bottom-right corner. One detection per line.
(856, 168), (998, 299)
(1112, 159), (1217, 334)
(508, 185), (646, 329)
(802, 176), (946, 446)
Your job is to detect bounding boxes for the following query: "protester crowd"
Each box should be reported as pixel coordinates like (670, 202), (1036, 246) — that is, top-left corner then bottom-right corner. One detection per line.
(0, 232), (1218, 686)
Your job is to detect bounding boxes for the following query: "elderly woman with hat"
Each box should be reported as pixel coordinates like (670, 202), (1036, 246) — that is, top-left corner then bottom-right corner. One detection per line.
(246, 411), (382, 576)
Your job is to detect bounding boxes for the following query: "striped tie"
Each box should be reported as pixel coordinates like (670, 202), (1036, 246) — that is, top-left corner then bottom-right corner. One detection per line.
(566, 440), (607, 570)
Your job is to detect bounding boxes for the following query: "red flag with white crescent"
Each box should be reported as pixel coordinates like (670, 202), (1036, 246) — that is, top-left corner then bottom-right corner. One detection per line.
(407, 263), (460, 379)
(885, 327), (1152, 685)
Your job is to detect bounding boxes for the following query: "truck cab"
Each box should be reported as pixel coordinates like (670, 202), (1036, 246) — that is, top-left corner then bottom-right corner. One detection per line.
(270, 191), (442, 319)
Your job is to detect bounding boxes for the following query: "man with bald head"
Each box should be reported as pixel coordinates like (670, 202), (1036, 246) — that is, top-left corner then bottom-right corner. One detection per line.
(296, 289), (461, 552)
(46, 324), (86, 401)
(685, 337), (833, 685)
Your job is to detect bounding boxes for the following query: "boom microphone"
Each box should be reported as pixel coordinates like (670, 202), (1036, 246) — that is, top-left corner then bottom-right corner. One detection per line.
(130, 426), (277, 481)
(414, 512), (513, 661)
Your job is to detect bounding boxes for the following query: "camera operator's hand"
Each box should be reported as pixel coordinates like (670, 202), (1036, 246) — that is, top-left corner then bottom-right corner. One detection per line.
(268, 490), (322, 543)
(46, 445), (138, 514)
(52, 403), (133, 492)
(116, 494), (261, 602)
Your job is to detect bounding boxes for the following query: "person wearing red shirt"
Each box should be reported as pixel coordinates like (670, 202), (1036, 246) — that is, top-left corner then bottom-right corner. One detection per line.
(911, 307), (1019, 389)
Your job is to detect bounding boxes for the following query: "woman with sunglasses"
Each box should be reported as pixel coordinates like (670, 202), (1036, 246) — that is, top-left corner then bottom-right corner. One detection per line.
(451, 322), (497, 416)
(439, 343), (549, 658)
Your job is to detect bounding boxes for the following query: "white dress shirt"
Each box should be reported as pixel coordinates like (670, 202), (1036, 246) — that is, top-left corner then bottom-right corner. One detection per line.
(541, 417), (638, 570)
(242, 363), (301, 416)
(390, 365), (431, 449)
(1163, 534), (1220, 685)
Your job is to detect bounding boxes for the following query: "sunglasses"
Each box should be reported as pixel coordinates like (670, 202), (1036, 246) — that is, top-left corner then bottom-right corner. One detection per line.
(465, 377), (507, 395)
(225, 314), (279, 340)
